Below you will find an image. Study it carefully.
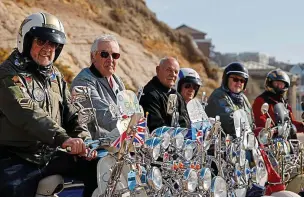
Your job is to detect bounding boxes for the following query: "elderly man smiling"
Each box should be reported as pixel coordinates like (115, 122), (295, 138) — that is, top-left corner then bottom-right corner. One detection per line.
(71, 34), (125, 140)
(139, 57), (190, 132)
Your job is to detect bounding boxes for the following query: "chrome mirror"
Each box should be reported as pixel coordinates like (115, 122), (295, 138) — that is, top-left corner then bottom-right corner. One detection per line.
(261, 103), (269, 115)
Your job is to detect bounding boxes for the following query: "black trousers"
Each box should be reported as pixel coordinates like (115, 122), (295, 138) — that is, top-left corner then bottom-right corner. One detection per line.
(0, 152), (98, 197)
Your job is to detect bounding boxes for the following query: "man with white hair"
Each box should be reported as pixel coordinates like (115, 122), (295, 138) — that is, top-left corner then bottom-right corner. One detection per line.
(71, 34), (125, 139)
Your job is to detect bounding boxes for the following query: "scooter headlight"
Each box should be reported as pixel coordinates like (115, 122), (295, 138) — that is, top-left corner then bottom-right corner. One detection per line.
(147, 167), (163, 191)
(162, 132), (171, 149)
(199, 168), (211, 191)
(211, 176), (227, 197)
(239, 148), (246, 167)
(175, 132), (184, 149)
(256, 160), (268, 187)
(244, 160), (250, 184)
(183, 168), (198, 193)
(184, 146), (194, 161)
(152, 144), (161, 161)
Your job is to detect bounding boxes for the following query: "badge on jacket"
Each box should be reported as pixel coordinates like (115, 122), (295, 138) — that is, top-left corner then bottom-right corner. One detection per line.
(225, 106), (233, 113)
(33, 87), (45, 102)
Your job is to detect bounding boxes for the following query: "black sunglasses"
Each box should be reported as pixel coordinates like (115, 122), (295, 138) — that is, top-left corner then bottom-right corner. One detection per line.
(184, 83), (199, 90)
(100, 51), (120, 60)
(229, 77), (246, 83)
(34, 38), (59, 49)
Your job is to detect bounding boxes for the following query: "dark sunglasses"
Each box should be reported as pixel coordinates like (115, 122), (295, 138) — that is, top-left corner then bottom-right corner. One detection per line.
(229, 77), (246, 83)
(100, 51), (120, 60)
(184, 83), (199, 90)
(34, 38), (59, 49)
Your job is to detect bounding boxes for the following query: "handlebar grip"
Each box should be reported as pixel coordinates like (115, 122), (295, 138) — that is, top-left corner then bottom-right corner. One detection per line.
(66, 146), (72, 152)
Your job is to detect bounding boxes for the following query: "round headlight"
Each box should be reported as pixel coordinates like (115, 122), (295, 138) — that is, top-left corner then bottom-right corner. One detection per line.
(258, 129), (269, 145)
(234, 163), (242, 185)
(211, 176), (227, 197)
(162, 132), (171, 149)
(203, 130), (212, 150)
(244, 160), (250, 184)
(256, 160), (268, 186)
(175, 133), (184, 149)
(147, 167), (163, 191)
(239, 148), (246, 167)
(200, 168), (211, 191)
(183, 169), (198, 193)
(184, 146), (194, 161)
(152, 144), (160, 161)
(235, 188), (247, 197)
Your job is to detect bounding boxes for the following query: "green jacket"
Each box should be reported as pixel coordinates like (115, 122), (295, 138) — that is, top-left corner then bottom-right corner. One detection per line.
(0, 50), (91, 165)
(205, 87), (254, 137)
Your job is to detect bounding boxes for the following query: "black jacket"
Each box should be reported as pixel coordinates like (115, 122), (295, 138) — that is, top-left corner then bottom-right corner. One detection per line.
(139, 76), (190, 132)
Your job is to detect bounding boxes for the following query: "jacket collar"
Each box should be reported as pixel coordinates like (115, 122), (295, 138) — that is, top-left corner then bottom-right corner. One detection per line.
(89, 64), (123, 100)
(151, 76), (172, 93)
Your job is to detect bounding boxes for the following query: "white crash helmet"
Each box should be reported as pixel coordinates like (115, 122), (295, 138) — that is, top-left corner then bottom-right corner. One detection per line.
(175, 68), (202, 97)
(17, 12), (66, 61)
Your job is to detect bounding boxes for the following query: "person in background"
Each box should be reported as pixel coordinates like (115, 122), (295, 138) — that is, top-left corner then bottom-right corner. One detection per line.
(205, 62), (253, 137)
(252, 68), (304, 138)
(139, 57), (190, 132)
(175, 68), (202, 104)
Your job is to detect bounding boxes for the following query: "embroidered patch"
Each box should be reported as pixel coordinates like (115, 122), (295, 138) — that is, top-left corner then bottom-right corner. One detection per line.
(225, 106), (233, 113)
(50, 73), (57, 83)
(17, 98), (34, 110)
(11, 75), (25, 87)
(218, 99), (227, 107)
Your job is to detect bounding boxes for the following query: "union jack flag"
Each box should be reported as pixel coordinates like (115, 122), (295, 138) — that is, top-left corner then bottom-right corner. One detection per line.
(111, 117), (147, 148)
(131, 117), (146, 146)
(111, 130), (128, 148)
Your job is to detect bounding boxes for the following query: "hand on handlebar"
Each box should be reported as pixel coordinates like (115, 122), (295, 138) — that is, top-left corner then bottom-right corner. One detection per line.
(62, 138), (86, 155)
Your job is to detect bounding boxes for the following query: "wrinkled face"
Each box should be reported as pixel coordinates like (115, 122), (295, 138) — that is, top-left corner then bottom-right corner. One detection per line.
(272, 80), (286, 89)
(92, 41), (120, 77)
(181, 83), (199, 103)
(228, 74), (245, 93)
(30, 38), (57, 66)
(156, 60), (179, 88)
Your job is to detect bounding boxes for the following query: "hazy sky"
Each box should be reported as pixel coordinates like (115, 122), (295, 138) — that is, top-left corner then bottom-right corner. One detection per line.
(145, 0), (304, 64)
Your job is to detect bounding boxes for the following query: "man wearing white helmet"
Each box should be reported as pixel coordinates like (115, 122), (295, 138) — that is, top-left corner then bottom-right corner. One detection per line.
(0, 13), (98, 196)
(175, 68), (202, 104)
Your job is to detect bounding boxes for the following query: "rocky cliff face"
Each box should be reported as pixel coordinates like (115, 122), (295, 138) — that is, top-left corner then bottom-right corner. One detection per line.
(0, 0), (220, 94)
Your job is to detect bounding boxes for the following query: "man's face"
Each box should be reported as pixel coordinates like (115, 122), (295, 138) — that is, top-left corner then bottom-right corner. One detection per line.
(272, 80), (285, 89)
(30, 38), (57, 66)
(180, 82), (199, 103)
(156, 60), (179, 88)
(227, 74), (245, 93)
(92, 41), (120, 77)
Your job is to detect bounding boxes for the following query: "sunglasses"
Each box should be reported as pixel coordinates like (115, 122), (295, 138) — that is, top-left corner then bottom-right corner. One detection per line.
(184, 83), (199, 90)
(229, 77), (246, 83)
(34, 38), (59, 49)
(100, 51), (120, 60)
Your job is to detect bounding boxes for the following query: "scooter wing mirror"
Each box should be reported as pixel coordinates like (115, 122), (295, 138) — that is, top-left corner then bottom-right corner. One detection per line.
(71, 86), (91, 103)
(109, 102), (120, 119)
(137, 86), (144, 101)
(261, 103), (269, 115)
(201, 91), (208, 105)
(78, 108), (95, 125)
(167, 94), (178, 115)
(301, 102), (304, 112)
(265, 118), (272, 129)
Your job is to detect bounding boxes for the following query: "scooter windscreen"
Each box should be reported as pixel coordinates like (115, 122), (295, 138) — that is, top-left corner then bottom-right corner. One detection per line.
(273, 103), (289, 125)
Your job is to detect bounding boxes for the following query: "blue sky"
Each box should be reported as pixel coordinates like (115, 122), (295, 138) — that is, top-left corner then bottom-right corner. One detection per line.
(145, 0), (304, 64)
